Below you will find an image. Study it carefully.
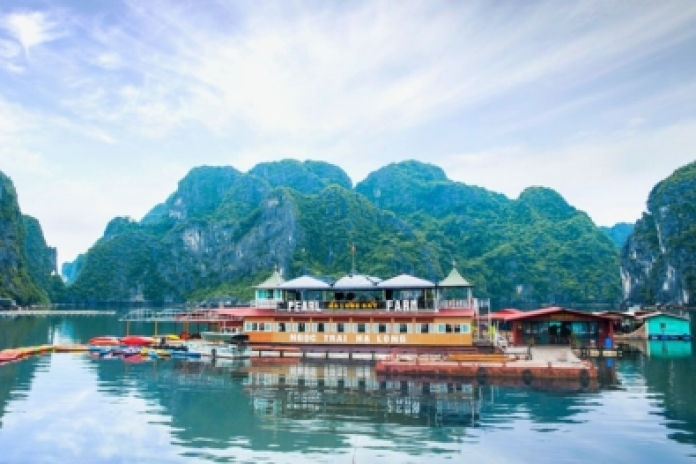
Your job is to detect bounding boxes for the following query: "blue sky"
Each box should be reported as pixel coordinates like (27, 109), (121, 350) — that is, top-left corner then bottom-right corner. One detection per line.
(1, 0), (696, 266)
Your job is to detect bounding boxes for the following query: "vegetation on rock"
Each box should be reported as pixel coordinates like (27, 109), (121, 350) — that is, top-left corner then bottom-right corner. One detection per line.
(622, 160), (696, 306)
(0, 172), (51, 305)
(63, 160), (622, 309)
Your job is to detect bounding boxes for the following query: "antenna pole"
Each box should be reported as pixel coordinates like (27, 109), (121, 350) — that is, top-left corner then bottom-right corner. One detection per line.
(351, 243), (356, 275)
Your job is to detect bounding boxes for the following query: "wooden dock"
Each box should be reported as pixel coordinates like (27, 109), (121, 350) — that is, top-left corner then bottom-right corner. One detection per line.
(0, 310), (115, 317)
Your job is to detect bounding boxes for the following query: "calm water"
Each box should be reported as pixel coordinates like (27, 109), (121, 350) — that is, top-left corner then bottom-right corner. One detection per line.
(1, 313), (695, 463)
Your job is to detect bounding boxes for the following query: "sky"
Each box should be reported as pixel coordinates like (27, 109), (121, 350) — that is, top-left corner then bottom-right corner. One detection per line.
(1, 1), (696, 268)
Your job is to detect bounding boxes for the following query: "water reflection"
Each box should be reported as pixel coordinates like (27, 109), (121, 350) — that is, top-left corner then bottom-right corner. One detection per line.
(1, 314), (696, 462)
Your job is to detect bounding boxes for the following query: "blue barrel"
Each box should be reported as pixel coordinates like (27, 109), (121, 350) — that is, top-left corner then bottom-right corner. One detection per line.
(604, 338), (613, 349)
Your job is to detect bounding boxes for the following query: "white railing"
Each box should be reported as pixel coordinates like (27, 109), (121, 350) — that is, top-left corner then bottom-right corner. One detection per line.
(438, 299), (473, 309)
(252, 299), (282, 309)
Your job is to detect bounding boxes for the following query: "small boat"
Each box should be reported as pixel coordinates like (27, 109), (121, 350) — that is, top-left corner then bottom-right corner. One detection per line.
(141, 348), (172, 358)
(201, 328), (246, 344)
(88, 346), (113, 356)
(170, 350), (202, 359)
(88, 336), (121, 346)
(120, 336), (154, 346)
(183, 341), (250, 360)
(0, 351), (22, 364)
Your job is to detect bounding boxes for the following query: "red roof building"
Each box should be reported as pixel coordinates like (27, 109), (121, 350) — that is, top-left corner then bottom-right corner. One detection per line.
(504, 307), (615, 347)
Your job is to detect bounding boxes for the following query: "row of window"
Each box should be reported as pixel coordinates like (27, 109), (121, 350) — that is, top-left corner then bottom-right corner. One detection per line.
(244, 322), (470, 334)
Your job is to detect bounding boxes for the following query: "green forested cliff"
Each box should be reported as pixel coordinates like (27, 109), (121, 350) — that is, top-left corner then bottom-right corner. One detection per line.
(64, 160), (621, 308)
(622, 160), (696, 305)
(23, 215), (65, 302)
(0, 172), (51, 305)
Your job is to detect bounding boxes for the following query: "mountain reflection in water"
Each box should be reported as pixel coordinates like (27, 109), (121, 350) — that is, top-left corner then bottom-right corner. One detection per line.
(0, 314), (695, 463)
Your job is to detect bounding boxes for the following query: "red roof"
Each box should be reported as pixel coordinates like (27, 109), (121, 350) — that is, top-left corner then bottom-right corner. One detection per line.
(216, 307), (474, 319)
(503, 306), (614, 322)
(489, 308), (523, 321)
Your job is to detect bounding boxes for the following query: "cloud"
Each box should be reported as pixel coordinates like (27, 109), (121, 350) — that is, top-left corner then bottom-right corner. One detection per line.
(94, 52), (121, 70)
(29, 1), (695, 143)
(1, 11), (63, 58)
(1, 1), (696, 265)
(442, 118), (696, 226)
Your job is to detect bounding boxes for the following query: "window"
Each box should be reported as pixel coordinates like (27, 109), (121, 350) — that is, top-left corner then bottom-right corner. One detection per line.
(453, 324), (461, 333)
(297, 322), (307, 333)
(251, 322), (258, 331)
(398, 323), (409, 334)
(418, 323), (430, 334)
(317, 322), (326, 333)
(336, 323), (346, 333)
(258, 323), (265, 332)
(438, 324), (445, 333)
(356, 323), (369, 333)
(460, 323), (470, 334)
(378, 323), (389, 333)
(278, 322), (287, 332)
(265, 323), (272, 331)
(245, 322), (252, 331)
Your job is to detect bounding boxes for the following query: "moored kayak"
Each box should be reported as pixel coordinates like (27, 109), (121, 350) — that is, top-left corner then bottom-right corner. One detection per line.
(120, 336), (154, 346)
(0, 351), (22, 363)
(89, 336), (121, 346)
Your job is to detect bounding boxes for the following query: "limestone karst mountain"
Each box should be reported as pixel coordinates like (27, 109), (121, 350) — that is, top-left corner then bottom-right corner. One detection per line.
(63, 160), (621, 308)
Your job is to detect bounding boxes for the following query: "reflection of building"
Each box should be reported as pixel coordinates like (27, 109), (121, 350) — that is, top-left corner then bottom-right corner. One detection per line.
(646, 340), (693, 358)
(241, 361), (481, 427)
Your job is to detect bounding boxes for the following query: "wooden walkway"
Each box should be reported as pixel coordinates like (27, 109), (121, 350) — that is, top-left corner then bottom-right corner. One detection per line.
(0, 310), (115, 317)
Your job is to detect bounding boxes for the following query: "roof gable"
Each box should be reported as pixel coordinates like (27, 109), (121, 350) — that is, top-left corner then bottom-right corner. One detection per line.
(254, 269), (286, 289)
(639, 312), (690, 322)
(438, 268), (473, 287)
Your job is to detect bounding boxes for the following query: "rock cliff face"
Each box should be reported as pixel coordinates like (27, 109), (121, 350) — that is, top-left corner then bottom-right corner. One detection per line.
(0, 172), (50, 305)
(23, 215), (61, 300)
(66, 159), (621, 307)
(621, 161), (696, 306)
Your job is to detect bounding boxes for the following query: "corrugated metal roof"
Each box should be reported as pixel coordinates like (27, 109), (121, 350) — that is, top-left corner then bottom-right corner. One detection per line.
(277, 275), (333, 290)
(332, 274), (382, 289)
(377, 274), (436, 289)
(438, 268), (473, 287)
(503, 306), (614, 321)
(638, 311), (690, 321)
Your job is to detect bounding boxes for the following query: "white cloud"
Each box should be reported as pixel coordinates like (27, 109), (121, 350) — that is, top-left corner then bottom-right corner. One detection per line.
(442, 119), (696, 226)
(1, 11), (62, 58)
(42, 1), (696, 141)
(94, 52), (121, 70)
(1, 1), (696, 265)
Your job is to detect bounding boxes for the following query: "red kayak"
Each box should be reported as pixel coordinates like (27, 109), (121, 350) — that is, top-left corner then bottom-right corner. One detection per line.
(89, 336), (121, 346)
(0, 351), (22, 364)
(120, 336), (154, 346)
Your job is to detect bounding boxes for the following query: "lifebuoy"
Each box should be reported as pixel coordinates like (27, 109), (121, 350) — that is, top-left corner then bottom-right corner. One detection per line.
(522, 369), (533, 385)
